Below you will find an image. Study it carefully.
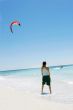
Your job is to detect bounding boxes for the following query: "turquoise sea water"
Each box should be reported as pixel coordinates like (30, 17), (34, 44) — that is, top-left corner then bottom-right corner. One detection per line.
(0, 66), (73, 104)
(0, 66), (73, 77)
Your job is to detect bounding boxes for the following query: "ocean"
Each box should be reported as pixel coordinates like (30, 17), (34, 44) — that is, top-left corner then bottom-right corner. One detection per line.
(0, 66), (73, 104)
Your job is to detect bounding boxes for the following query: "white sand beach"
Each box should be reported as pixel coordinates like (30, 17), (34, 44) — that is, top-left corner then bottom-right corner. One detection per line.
(0, 87), (73, 110)
(0, 67), (73, 110)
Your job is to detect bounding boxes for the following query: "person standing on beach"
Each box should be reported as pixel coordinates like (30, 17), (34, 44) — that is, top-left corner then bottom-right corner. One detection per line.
(41, 61), (52, 94)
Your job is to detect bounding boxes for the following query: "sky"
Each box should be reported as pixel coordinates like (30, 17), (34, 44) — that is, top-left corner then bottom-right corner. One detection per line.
(0, 0), (73, 70)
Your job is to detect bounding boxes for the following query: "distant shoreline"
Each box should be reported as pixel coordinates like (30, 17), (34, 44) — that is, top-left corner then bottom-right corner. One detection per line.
(0, 63), (73, 72)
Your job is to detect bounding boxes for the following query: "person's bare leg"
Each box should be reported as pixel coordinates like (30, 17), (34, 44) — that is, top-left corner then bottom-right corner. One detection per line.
(49, 85), (52, 94)
(41, 84), (44, 94)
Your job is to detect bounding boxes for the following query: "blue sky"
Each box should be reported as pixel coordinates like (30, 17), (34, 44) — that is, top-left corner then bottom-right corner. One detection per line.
(0, 0), (73, 70)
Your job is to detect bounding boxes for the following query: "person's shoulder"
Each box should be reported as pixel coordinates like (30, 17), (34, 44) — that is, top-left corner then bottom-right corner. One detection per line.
(46, 67), (49, 69)
(46, 67), (49, 70)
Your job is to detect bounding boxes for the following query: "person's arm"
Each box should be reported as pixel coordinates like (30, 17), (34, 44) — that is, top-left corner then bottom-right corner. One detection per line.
(47, 67), (50, 76)
(41, 68), (43, 77)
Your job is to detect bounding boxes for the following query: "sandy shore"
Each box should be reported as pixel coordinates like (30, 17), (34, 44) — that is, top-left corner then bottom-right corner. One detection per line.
(0, 87), (73, 110)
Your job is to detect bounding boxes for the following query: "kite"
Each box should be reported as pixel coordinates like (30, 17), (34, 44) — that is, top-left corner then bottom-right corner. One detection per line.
(10, 21), (21, 33)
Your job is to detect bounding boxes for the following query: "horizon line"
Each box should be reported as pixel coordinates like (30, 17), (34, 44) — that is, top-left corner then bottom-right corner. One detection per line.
(0, 63), (73, 72)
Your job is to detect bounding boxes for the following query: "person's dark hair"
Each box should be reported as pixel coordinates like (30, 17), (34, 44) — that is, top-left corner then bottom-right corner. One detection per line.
(42, 61), (46, 67)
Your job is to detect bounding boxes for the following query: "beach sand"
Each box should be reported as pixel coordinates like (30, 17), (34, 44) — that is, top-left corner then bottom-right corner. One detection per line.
(0, 87), (73, 110)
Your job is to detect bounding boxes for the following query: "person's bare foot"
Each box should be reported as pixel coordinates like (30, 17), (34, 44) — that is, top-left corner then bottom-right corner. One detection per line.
(41, 92), (43, 94)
